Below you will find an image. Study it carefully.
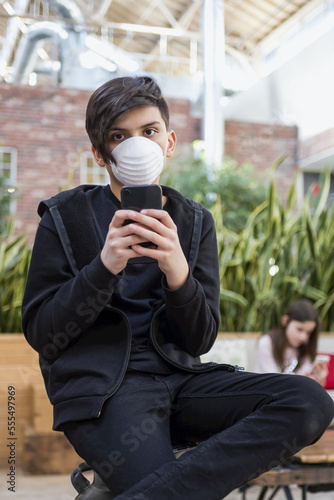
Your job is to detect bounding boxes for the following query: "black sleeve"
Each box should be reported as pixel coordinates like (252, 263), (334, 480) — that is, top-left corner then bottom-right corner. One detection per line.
(22, 212), (121, 355)
(162, 209), (220, 357)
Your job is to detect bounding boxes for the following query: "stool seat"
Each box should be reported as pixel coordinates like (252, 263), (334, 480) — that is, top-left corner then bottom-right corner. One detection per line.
(71, 462), (114, 499)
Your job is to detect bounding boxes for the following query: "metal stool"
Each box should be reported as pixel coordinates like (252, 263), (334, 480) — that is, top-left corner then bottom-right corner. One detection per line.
(71, 462), (114, 499)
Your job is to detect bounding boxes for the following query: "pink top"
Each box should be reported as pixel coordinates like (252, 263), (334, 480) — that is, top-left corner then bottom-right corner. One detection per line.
(255, 334), (313, 375)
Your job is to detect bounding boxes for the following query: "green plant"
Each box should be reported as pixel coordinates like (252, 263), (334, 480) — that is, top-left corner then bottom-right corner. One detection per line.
(161, 153), (267, 234)
(0, 157), (80, 333)
(0, 219), (31, 333)
(214, 162), (334, 332)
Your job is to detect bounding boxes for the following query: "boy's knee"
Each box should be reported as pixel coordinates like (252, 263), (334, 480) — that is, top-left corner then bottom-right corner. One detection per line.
(290, 376), (334, 442)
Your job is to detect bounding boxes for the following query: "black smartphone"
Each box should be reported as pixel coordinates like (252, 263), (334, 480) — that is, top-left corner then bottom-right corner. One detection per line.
(121, 184), (163, 247)
(121, 184), (162, 212)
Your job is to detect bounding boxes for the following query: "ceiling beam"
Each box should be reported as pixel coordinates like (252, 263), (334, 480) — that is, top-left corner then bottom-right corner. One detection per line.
(107, 20), (200, 40)
(178, 0), (202, 31)
(249, 0), (324, 55)
(140, 0), (202, 72)
(156, 0), (181, 29)
(96, 0), (113, 19)
(0, 12), (201, 39)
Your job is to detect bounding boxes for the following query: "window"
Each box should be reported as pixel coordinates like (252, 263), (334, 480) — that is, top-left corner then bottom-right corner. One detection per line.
(0, 147), (17, 215)
(80, 152), (109, 185)
(299, 146), (334, 208)
(303, 171), (334, 207)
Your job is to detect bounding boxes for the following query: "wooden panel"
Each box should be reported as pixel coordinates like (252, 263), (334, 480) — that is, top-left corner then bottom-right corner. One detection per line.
(32, 383), (54, 433)
(250, 430), (334, 487)
(22, 432), (81, 474)
(0, 336), (45, 467)
(250, 466), (334, 487)
(294, 430), (334, 464)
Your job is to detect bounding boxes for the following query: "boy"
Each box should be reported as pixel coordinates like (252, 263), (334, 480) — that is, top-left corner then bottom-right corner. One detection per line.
(22, 76), (333, 499)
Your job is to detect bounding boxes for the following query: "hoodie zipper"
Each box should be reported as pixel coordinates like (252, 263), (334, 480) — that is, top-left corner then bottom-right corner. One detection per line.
(149, 305), (238, 373)
(96, 306), (132, 418)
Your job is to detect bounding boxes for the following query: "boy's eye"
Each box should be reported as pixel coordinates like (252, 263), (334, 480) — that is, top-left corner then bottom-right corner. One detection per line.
(144, 128), (156, 137)
(111, 133), (124, 141)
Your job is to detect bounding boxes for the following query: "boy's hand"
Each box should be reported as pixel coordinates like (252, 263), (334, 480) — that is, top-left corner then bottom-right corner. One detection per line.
(127, 209), (189, 290)
(100, 209), (154, 275)
(101, 209), (189, 290)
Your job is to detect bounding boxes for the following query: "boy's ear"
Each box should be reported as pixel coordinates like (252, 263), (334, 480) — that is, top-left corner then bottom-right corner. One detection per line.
(166, 130), (177, 158)
(92, 145), (105, 167)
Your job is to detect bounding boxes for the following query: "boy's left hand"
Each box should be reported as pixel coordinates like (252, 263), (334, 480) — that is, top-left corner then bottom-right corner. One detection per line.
(127, 209), (189, 291)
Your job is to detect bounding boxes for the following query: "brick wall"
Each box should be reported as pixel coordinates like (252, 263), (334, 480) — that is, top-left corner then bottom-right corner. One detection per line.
(225, 120), (299, 195)
(0, 84), (299, 242)
(0, 84), (92, 239)
(299, 127), (334, 160)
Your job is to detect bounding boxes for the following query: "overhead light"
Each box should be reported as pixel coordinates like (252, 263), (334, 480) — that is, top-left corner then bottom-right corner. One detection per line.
(85, 35), (139, 72)
(28, 72), (37, 86)
(79, 51), (117, 72)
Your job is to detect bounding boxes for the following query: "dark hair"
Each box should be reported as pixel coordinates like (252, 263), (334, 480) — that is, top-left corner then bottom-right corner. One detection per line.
(269, 299), (319, 371)
(85, 76), (170, 165)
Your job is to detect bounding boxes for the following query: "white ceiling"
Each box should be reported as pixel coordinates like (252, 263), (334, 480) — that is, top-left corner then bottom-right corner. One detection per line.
(0, 0), (327, 83)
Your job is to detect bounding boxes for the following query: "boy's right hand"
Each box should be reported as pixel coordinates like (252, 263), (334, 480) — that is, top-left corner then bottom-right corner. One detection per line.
(100, 210), (150, 274)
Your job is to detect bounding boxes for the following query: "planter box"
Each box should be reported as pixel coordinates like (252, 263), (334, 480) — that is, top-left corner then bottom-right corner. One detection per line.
(0, 334), (81, 474)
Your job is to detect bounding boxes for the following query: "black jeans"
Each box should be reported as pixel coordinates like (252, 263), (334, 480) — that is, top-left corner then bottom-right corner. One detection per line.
(63, 368), (334, 500)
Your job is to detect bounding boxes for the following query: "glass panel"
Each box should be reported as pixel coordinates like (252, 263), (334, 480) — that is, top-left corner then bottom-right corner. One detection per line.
(80, 152), (108, 185)
(0, 148), (17, 216)
(3, 152), (11, 164)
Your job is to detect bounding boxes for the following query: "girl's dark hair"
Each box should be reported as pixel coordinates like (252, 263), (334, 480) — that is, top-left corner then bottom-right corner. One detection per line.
(85, 76), (170, 165)
(269, 299), (319, 371)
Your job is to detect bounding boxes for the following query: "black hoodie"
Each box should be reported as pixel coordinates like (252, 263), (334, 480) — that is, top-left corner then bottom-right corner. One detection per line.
(22, 184), (230, 430)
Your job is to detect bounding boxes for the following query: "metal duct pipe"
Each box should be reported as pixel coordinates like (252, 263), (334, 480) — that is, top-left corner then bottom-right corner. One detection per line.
(47, 0), (85, 29)
(11, 0), (84, 84)
(12, 22), (68, 83)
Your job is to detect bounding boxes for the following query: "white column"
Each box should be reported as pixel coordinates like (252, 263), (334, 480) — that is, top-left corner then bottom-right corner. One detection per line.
(202, 0), (225, 177)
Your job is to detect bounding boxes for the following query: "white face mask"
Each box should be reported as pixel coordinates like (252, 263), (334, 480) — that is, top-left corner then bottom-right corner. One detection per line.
(111, 136), (165, 186)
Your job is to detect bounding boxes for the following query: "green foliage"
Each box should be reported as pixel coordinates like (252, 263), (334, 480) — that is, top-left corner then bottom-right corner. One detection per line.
(0, 219), (31, 333)
(0, 154), (79, 333)
(214, 164), (334, 332)
(1, 153), (333, 334)
(0, 175), (18, 235)
(161, 154), (267, 234)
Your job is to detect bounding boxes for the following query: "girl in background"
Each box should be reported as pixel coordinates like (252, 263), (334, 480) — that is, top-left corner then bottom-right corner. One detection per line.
(256, 299), (329, 385)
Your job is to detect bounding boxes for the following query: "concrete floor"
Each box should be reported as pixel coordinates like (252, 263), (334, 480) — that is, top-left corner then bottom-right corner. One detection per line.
(1, 469), (334, 500)
(1, 470), (75, 500)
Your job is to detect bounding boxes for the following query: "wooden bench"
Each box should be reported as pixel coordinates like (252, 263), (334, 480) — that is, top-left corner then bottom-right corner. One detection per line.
(241, 430), (334, 500)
